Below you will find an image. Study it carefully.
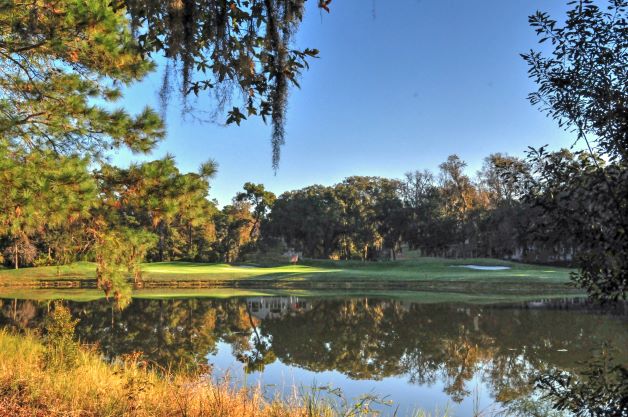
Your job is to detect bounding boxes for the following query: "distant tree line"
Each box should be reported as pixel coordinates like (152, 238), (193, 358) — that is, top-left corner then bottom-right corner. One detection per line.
(261, 151), (587, 263)
(0, 146), (622, 292)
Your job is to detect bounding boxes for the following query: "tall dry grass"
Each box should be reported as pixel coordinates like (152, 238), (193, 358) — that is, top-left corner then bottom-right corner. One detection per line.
(0, 329), (340, 417)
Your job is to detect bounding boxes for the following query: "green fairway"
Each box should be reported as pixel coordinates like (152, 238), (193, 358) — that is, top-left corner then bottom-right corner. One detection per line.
(0, 257), (572, 282)
(0, 258), (580, 302)
(0, 257), (577, 301)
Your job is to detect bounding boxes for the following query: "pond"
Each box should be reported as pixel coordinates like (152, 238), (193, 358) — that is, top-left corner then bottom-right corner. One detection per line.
(0, 295), (626, 416)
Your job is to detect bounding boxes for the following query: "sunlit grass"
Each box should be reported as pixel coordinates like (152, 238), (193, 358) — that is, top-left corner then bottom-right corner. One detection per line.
(0, 330), (310, 416)
(0, 330), (451, 417)
(0, 257), (573, 283)
(0, 257), (577, 303)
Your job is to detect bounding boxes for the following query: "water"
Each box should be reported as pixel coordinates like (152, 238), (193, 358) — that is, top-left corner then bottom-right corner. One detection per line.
(1, 296), (626, 416)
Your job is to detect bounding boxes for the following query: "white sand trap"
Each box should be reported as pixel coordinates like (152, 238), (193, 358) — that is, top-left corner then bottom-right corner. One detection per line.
(453, 265), (512, 271)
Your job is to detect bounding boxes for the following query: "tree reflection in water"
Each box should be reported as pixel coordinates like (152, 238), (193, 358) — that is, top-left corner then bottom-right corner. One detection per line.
(0, 296), (625, 409)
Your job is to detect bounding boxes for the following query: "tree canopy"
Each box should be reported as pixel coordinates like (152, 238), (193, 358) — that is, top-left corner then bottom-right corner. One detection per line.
(0, 0), (164, 158)
(522, 0), (628, 301)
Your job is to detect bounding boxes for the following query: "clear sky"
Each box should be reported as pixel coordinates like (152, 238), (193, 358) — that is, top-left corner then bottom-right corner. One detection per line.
(114, 0), (575, 206)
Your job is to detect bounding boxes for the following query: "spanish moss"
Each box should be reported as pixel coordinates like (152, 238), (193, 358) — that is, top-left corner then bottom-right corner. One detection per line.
(123, 0), (314, 169)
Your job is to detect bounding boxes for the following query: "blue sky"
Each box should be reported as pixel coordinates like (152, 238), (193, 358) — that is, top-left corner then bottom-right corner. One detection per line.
(114, 0), (575, 206)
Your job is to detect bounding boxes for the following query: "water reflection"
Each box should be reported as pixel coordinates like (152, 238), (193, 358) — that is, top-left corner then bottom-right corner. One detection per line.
(0, 296), (626, 412)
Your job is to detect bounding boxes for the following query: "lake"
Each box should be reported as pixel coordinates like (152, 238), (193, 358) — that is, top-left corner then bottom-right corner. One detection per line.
(0, 295), (626, 416)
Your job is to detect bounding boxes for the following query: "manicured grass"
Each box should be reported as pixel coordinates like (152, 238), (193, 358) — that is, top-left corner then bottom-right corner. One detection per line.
(0, 257), (573, 283)
(0, 257), (578, 301)
(299, 257), (572, 283)
(0, 261), (96, 281)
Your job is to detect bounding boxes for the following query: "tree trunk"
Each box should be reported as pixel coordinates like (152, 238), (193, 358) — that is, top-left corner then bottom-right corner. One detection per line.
(249, 217), (259, 240)
(14, 243), (18, 270)
(188, 224), (193, 259)
(158, 222), (165, 261)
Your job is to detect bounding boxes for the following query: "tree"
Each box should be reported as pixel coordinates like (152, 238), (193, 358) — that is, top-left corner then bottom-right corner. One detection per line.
(265, 185), (343, 258)
(522, 0), (627, 162)
(524, 148), (627, 298)
(475, 154), (532, 259)
(0, 144), (96, 268)
(213, 202), (254, 262)
(98, 156), (218, 262)
(235, 182), (276, 240)
(371, 178), (405, 260)
(0, 0), (164, 158)
(477, 154), (531, 208)
(438, 155), (485, 256)
(522, 0), (628, 300)
(119, 0), (325, 168)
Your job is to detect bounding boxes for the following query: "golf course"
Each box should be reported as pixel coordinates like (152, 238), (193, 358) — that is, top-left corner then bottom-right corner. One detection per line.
(0, 257), (578, 302)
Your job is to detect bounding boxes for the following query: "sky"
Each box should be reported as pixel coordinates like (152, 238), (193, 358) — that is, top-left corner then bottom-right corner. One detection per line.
(114, 0), (576, 206)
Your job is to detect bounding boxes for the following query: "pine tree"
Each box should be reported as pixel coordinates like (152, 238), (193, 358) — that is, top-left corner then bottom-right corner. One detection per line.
(0, 143), (97, 268)
(0, 0), (165, 158)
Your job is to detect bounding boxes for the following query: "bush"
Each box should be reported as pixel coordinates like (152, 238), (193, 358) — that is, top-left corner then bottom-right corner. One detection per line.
(42, 302), (79, 369)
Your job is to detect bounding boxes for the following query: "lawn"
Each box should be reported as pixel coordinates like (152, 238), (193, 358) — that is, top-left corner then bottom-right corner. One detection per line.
(0, 257), (573, 284)
(0, 257), (578, 302)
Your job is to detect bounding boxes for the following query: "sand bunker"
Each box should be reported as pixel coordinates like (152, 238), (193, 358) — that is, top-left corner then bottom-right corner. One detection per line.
(452, 265), (511, 271)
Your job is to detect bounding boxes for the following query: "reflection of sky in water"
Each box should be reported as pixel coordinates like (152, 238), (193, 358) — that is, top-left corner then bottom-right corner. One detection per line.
(2, 296), (625, 416)
(208, 341), (497, 416)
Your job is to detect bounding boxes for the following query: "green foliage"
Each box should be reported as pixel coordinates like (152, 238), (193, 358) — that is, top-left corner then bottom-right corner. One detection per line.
(98, 156), (218, 263)
(522, 0), (628, 162)
(43, 302), (79, 369)
(0, 0), (164, 158)
(236, 182), (276, 240)
(523, 148), (627, 300)
(265, 184), (343, 259)
(522, 0), (628, 301)
(94, 225), (157, 304)
(0, 143), (97, 268)
(213, 201), (255, 262)
(266, 177), (407, 261)
(265, 159), (557, 263)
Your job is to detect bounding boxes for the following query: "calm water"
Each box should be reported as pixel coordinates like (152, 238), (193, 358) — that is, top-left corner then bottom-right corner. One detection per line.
(1, 296), (626, 416)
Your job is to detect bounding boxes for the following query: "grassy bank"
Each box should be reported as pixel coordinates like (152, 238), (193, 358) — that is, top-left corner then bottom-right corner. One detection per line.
(0, 287), (579, 303)
(0, 330), (302, 416)
(0, 258), (578, 302)
(0, 257), (573, 284)
(0, 330), (441, 417)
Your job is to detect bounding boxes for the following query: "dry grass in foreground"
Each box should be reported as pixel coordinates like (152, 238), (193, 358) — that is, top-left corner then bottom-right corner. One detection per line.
(0, 329), (344, 417)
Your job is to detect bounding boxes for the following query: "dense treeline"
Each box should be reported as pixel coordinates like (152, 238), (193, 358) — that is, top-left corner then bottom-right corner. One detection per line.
(0, 149), (579, 267)
(263, 152), (584, 263)
(0, 154), (256, 268)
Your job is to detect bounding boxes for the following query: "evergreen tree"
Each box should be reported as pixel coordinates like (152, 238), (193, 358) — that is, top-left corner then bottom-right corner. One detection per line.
(0, 143), (96, 268)
(236, 182), (276, 240)
(0, 0), (164, 158)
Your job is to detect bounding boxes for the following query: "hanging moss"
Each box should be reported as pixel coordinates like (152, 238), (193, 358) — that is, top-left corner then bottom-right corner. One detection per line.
(122, 0), (317, 169)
